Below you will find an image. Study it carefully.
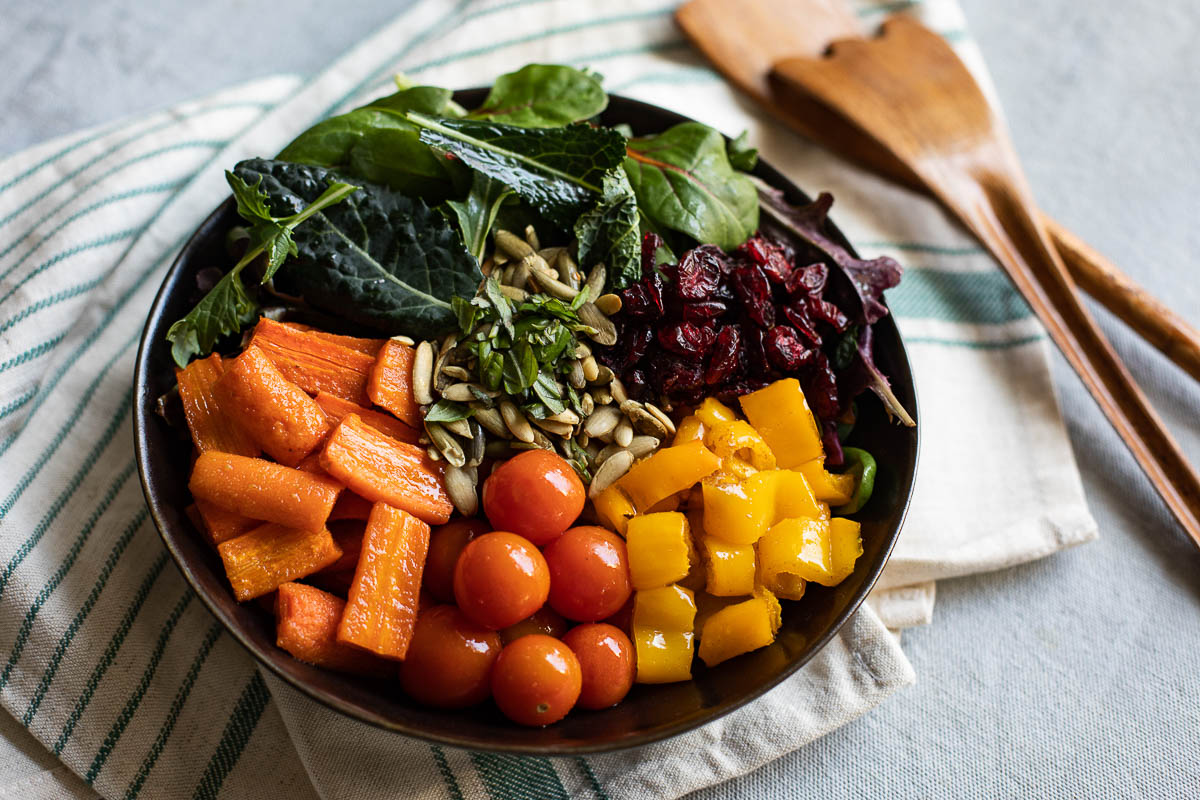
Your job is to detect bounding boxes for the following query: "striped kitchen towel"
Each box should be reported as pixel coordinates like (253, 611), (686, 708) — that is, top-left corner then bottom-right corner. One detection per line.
(0, 0), (1096, 798)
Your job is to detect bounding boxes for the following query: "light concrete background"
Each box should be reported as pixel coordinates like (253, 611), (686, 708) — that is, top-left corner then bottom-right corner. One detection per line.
(2, 0), (1197, 796)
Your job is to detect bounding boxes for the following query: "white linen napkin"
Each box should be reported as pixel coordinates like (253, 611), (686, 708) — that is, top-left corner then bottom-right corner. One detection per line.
(0, 0), (1096, 797)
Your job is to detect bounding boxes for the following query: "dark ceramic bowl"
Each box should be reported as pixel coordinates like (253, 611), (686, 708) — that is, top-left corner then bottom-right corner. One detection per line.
(133, 91), (919, 754)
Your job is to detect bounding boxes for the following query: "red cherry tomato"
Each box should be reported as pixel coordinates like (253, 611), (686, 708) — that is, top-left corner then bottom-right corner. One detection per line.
(562, 623), (635, 710)
(454, 532), (550, 630)
(399, 605), (502, 708)
(543, 526), (632, 622)
(491, 634), (581, 726)
(424, 518), (489, 602)
(482, 450), (585, 546)
(500, 606), (569, 645)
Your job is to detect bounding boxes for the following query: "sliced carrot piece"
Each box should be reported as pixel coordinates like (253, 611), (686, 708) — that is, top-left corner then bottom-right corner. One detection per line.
(337, 503), (430, 660)
(194, 497), (257, 546)
(218, 524), (342, 601)
(175, 354), (259, 457)
(279, 322), (384, 356)
(366, 340), (420, 428)
(315, 391), (419, 444)
(274, 583), (392, 676)
(216, 346), (332, 467)
(319, 415), (452, 525)
(294, 453), (326, 474)
(249, 318), (375, 405)
(328, 491), (375, 521)
(189, 451), (341, 530)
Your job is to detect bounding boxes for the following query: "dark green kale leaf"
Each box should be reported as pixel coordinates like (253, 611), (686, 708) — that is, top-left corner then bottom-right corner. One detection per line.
(623, 121), (759, 251)
(574, 170), (640, 289)
(468, 64), (607, 127)
(445, 173), (515, 263)
(233, 158), (481, 340)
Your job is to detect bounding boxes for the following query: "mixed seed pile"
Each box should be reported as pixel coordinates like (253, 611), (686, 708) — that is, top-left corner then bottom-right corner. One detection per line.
(410, 226), (676, 516)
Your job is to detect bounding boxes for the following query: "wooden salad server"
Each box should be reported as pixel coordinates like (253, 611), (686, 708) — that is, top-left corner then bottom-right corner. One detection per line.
(676, 0), (1200, 384)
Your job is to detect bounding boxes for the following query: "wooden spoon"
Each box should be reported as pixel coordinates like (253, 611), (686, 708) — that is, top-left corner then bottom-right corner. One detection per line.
(676, 0), (1200, 383)
(758, 17), (1200, 546)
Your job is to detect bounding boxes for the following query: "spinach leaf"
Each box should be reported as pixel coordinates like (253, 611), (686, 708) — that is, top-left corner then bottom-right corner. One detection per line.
(623, 121), (759, 251)
(726, 130), (759, 171)
(574, 170), (640, 288)
(277, 86), (467, 200)
(167, 171), (359, 366)
(405, 113), (625, 229)
(234, 159), (481, 340)
(468, 64), (607, 127)
(445, 173), (514, 263)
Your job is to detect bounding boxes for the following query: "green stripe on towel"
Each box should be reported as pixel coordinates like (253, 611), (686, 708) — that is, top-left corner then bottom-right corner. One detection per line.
(471, 753), (569, 800)
(191, 673), (272, 800)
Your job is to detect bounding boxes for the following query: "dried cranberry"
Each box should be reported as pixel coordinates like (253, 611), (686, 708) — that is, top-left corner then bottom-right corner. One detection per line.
(742, 325), (769, 375)
(739, 235), (795, 284)
(641, 232), (665, 276)
(804, 352), (841, 421)
(785, 262), (828, 298)
(806, 297), (850, 332)
(657, 322), (716, 357)
(764, 326), (814, 371)
(620, 271), (665, 318)
(611, 326), (654, 372)
(782, 304), (822, 346)
(713, 378), (771, 404)
(680, 300), (728, 321)
(674, 245), (724, 300)
(705, 325), (742, 385)
(625, 368), (650, 400)
(731, 264), (775, 328)
(654, 356), (704, 395)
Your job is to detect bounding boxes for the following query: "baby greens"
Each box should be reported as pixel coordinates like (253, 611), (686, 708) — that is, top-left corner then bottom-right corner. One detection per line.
(467, 63), (607, 127)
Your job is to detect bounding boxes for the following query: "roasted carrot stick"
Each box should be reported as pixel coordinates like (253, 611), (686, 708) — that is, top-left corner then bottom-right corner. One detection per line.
(218, 523), (342, 601)
(278, 322), (385, 356)
(216, 346), (332, 467)
(314, 391), (419, 444)
(294, 453), (326, 474)
(189, 451), (342, 531)
(366, 340), (421, 428)
(194, 497), (258, 546)
(249, 318), (375, 405)
(274, 583), (392, 676)
(175, 354), (259, 457)
(337, 503), (430, 660)
(319, 415), (452, 525)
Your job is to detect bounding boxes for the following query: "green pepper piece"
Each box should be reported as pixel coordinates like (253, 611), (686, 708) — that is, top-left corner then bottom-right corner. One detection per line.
(835, 447), (877, 515)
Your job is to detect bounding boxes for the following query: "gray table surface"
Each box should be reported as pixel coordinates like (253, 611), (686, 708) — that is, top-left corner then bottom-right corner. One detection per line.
(3, 0), (1198, 797)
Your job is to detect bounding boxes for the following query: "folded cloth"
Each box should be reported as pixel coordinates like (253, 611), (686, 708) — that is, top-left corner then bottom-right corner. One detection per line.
(0, 0), (1096, 797)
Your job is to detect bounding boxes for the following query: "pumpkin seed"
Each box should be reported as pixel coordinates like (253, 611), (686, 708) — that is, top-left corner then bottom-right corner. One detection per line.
(498, 284), (529, 302)
(441, 365), (471, 382)
(527, 268), (579, 301)
(589, 450), (634, 497)
(443, 382), (497, 403)
(583, 405), (622, 437)
(495, 229), (533, 259)
(581, 355), (600, 382)
(412, 341), (435, 406)
(577, 302), (617, 346)
(524, 224), (540, 251)
(627, 435), (660, 458)
(568, 360), (587, 389)
(593, 365), (615, 384)
(643, 402), (676, 435)
(538, 246), (565, 265)
(444, 465), (478, 516)
(577, 431), (591, 448)
(509, 259), (530, 290)
(426, 422), (466, 467)
(555, 250), (580, 289)
(500, 401), (535, 443)
(621, 400), (669, 439)
(579, 393), (595, 417)
(610, 376), (629, 404)
(584, 262), (606, 300)
(591, 386), (613, 405)
(574, 342), (592, 359)
(595, 293), (622, 316)
(493, 250), (509, 266)
(472, 405), (510, 439)
(530, 427), (556, 451)
(613, 417), (634, 447)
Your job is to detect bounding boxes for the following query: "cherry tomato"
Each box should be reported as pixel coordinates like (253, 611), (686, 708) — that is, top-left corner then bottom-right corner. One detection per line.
(543, 526), (632, 622)
(562, 623), (635, 710)
(399, 605), (502, 708)
(482, 450), (585, 546)
(500, 606), (569, 645)
(491, 634), (581, 726)
(454, 531), (550, 630)
(424, 518), (489, 602)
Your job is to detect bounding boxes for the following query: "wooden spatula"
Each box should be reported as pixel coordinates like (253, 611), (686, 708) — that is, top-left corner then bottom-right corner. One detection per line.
(676, 0), (1200, 384)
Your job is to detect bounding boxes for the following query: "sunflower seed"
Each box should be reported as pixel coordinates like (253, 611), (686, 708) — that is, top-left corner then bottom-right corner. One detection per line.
(412, 341), (435, 405)
(578, 303), (617, 345)
(546, 408), (581, 425)
(594, 443), (624, 466)
(538, 246), (565, 265)
(643, 402), (676, 435)
(473, 406), (510, 438)
(595, 293), (622, 316)
(426, 446), (442, 461)
(627, 435), (660, 458)
(390, 334), (416, 346)
(466, 420), (486, 466)
(610, 376), (629, 404)
(509, 259), (530, 290)
(532, 417), (574, 437)
(441, 365), (471, 382)
(613, 417), (634, 447)
(555, 250), (580, 289)
(577, 431), (591, 447)
(581, 355), (600, 382)
(584, 262), (606, 300)
(591, 386), (613, 405)
(574, 342), (592, 358)
(444, 417), (473, 439)
(593, 365), (614, 384)
(495, 229), (533, 259)
(426, 422), (466, 467)
(530, 427), (556, 451)
(584, 405), (622, 437)
(527, 268), (579, 301)
(499, 284), (529, 302)
(443, 382), (497, 402)
(568, 360), (587, 389)
(589, 450), (634, 497)
(500, 401), (535, 443)
(444, 465), (479, 516)
(580, 393), (595, 417)
(524, 224), (540, 251)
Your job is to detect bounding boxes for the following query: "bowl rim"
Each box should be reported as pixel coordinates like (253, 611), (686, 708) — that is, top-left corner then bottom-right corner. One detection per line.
(132, 91), (920, 754)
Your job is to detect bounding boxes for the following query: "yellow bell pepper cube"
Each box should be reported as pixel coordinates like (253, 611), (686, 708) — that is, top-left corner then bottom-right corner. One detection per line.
(812, 518), (863, 587)
(592, 485), (636, 536)
(672, 414), (705, 446)
(633, 584), (697, 631)
(738, 379), (823, 468)
(633, 629), (694, 683)
(617, 440), (722, 511)
(796, 459), (855, 505)
(755, 469), (827, 521)
(694, 397), (738, 429)
(626, 512), (691, 589)
(756, 517), (832, 600)
(701, 475), (774, 545)
(697, 591), (782, 667)
(706, 420), (777, 474)
(698, 535), (757, 596)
